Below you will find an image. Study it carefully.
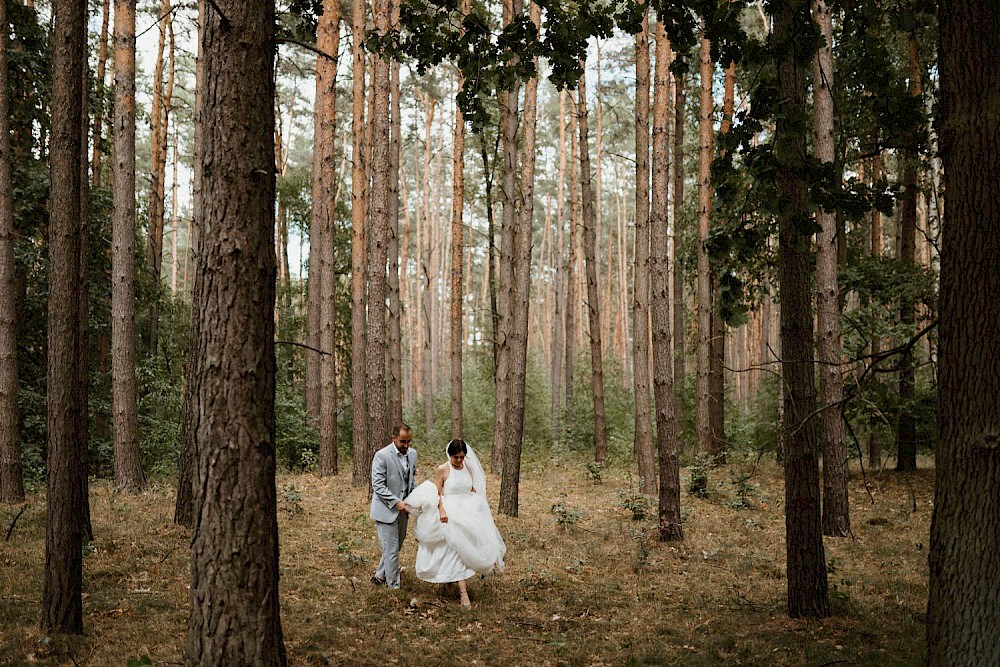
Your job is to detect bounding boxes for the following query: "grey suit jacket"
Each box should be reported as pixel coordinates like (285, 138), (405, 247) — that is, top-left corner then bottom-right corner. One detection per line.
(370, 443), (418, 524)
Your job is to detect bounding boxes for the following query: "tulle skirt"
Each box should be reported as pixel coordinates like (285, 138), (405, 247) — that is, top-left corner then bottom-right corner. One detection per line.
(404, 481), (506, 583)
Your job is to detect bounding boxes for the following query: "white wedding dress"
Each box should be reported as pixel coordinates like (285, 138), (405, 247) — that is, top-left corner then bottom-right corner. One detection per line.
(404, 447), (506, 584)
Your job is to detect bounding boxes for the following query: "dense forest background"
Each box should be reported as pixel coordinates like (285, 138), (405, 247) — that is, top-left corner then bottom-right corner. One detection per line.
(0, 0), (996, 663)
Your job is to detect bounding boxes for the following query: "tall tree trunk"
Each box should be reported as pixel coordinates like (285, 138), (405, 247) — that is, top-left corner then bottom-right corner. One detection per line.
(43, 0), (86, 633)
(316, 0), (340, 476)
(170, 129), (180, 294)
(494, 0), (527, 513)
(867, 151), (883, 470)
(175, 0), (206, 528)
(708, 61), (734, 464)
(111, 0), (145, 494)
(78, 45), (93, 542)
(365, 0), (391, 463)
(449, 0), (470, 440)
(775, 0), (829, 619)
(632, 12), (656, 495)
(387, 0), (402, 429)
(0, 0), (24, 504)
(184, 0), (287, 662)
(927, 1), (1000, 661)
(651, 19), (682, 541)
(420, 93), (435, 436)
(577, 65), (608, 463)
(90, 0), (110, 187)
(695, 29), (713, 459)
(813, 0), (848, 537)
(672, 72), (686, 424)
(349, 0), (370, 485)
(146, 0), (172, 357)
(304, 17), (328, 422)
(563, 90), (580, 441)
(550, 89), (566, 440)
(895, 36), (921, 473)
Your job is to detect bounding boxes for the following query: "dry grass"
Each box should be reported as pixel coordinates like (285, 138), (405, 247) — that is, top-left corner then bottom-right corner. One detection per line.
(1, 451), (931, 666)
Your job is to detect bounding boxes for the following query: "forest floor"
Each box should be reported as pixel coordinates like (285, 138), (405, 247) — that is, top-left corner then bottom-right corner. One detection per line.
(1, 449), (932, 666)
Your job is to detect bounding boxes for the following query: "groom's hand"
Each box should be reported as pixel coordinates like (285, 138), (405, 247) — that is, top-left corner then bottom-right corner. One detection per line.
(395, 500), (409, 513)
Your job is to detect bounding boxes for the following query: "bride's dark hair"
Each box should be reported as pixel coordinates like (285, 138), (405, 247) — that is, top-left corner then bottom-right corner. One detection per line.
(447, 439), (468, 457)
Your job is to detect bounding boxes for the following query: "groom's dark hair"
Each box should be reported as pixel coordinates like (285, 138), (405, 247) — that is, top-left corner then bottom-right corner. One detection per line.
(447, 439), (468, 456)
(393, 423), (412, 437)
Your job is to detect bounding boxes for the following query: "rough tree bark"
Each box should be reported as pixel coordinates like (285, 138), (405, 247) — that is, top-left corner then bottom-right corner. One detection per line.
(349, 0), (370, 485)
(775, 0), (830, 619)
(633, 11), (656, 495)
(184, 0), (287, 662)
(449, 0), (470, 440)
(813, 0), (848, 537)
(111, 0), (146, 494)
(576, 65), (609, 464)
(387, 0), (403, 428)
(365, 0), (392, 463)
(42, 0), (86, 633)
(316, 0), (340, 476)
(651, 19), (682, 541)
(493, 0), (526, 512)
(0, 0), (25, 504)
(927, 0), (1000, 661)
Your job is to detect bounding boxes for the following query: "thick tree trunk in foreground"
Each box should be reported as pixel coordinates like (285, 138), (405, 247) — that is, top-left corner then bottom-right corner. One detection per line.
(43, 0), (86, 633)
(0, 0), (25, 504)
(813, 0), (848, 537)
(577, 67), (608, 464)
(775, 0), (829, 619)
(927, 0), (1000, 662)
(651, 21), (682, 541)
(632, 12), (656, 495)
(78, 44), (92, 542)
(316, 0), (340, 476)
(184, 1), (286, 663)
(111, 0), (146, 494)
(349, 0), (369, 485)
(495, 0), (527, 515)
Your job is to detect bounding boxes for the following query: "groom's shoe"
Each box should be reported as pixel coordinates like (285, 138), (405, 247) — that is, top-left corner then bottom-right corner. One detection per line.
(371, 575), (386, 587)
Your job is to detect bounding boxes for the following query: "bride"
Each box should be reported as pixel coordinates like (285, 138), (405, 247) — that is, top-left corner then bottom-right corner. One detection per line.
(404, 439), (506, 608)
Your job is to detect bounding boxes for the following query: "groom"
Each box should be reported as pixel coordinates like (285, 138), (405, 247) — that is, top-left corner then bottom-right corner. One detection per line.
(370, 423), (418, 589)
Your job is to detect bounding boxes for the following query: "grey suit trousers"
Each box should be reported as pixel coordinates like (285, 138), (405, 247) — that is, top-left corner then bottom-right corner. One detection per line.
(375, 513), (409, 589)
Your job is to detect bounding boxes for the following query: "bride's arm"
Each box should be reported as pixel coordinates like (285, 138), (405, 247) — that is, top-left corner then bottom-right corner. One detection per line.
(434, 465), (449, 523)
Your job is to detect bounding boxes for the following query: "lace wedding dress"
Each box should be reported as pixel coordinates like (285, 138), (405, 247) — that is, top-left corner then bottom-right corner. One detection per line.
(404, 446), (506, 583)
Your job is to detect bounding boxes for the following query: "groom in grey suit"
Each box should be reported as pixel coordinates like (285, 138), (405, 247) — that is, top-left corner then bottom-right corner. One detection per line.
(370, 423), (418, 589)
